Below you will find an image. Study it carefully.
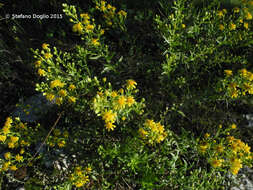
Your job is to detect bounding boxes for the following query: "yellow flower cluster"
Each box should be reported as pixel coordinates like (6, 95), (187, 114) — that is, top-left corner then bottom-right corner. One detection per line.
(47, 129), (69, 148)
(139, 119), (167, 145)
(69, 166), (91, 188)
(224, 68), (253, 98)
(95, 0), (127, 27)
(44, 81), (77, 106)
(198, 124), (252, 175)
(0, 117), (37, 173)
(93, 79), (144, 131)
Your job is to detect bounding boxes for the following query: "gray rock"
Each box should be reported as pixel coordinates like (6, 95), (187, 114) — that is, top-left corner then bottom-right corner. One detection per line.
(11, 93), (56, 122)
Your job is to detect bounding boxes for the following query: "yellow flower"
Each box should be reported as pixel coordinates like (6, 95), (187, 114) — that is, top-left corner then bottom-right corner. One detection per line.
(42, 43), (49, 49)
(229, 23), (236, 30)
(240, 68), (248, 77)
(69, 84), (76, 90)
(214, 144), (224, 153)
(217, 11), (224, 17)
(20, 148), (25, 154)
(68, 96), (76, 103)
(58, 89), (67, 97)
(10, 136), (19, 143)
(219, 24), (224, 31)
(182, 24), (186, 28)
(85, 24), (94, 31)
(2, 127), (10, 135)
(10, 165), (17, 171)
(117, 10), (127, 17)
(204, 133), (210, 139)
(4, 152), (11, 160)
(233, 7), (240, 13)
(121, 116), (126, 121)
(244, 22), (249, 29)
(45, 93), (55, 101)
(100, 29), (105, 35)
(53, 129), (61, 136)
(117, 96), (126, 109)
(231, 123), (237, 129)
(246, 12), (252, 20)
(15, 154), (23, 162)
(199, 142), (209, 153)
(210, 158), (223, 168)
(231, 90), (238, 98)
(34, 60), (41, 68)
(126, 79), (137, 90)
(111, 91), (118, 98)
(230, 158), (242, 175)
(8, 142), (15, 149)
(0, 135), (7, 142)
(55, 97), (63, 105)
(224, 70), (233, 76)
(50, 79), (65, 88)
(44, 53), (53, 59)
(105, 122), (116, 131)
(91, 38), (100, 46)
(72, 22), (83, 34)
(4, 117), (12, 127)
(119, 88), (124, 94)
(126, 96), (135, 106)
(2, 162), (10, 171)
(80, 13), (89, 20)
(38, 69), (46, 76)
(102, 110), (117, 123)
(139, 128), (148, 138)
(58, 140), (65, 147)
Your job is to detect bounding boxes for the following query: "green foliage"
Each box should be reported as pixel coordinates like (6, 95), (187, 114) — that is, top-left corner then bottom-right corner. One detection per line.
(1, 0), (253, 189)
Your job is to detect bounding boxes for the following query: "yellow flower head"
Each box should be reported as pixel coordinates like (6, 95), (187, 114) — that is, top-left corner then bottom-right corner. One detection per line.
(0, 135), (7, 142)
(72, 22), (83, 34)
(10, 165), (17, 171)
(219, 24), (225, 31)
(126, 79), (137, 90)
(116, 96), (126, 109)
(38, 69), (46, 76)
(68, 96), (76, 103)
(246, 12), (252, 20)
(111, 91), (118, 98)
(50, 79), (65, 88)
(224, 70), (233, 76)
(58, 140), (66, 147)
(229, 23), (236, 30)
(2, 127), (10, 135)
(15, 154), (23, 162)
(45, 93), (55, 101)
(44, 53), (53, 59)
(210, 158), (223, 168)
(42, 43), (49, 49)
(231, 123), (237, 129)
(4, 152), (11, 160)
(8, 142), (15, 149)
(59, 89), (67, 97)
(69, 84), (76, 90)
(102, 110), (117, 123)
(126, 96), (135, 106)
(10, 136), (19, 143)
(244, 22), (249, 29)
(105, 122), (116, 131)
(91, 38), (100, 46)
(4, 117), (12, 128)
(233, 7), (240, 13)
(55, 97), (63, 105)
